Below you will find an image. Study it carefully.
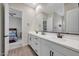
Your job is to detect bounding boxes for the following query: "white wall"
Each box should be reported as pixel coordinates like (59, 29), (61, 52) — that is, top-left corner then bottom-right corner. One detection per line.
(9, 3), (36, 47)
(64, 3), (78, 12)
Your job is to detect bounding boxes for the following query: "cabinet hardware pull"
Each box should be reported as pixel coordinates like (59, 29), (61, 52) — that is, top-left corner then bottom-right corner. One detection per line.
(50, 50), (54, 56)
(35, 38), (38, 39)
(52, 52), (54, 56)
(30, 38), (31, 40)
(50, 50), (52, 56)
(35, 43), (38, 45)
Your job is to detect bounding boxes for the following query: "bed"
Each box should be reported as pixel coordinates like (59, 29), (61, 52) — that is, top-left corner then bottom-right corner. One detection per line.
(9, 28), (17, 43)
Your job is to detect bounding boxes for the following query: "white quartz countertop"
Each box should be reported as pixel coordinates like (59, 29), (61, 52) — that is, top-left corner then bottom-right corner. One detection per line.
(29, 31), (79, 53)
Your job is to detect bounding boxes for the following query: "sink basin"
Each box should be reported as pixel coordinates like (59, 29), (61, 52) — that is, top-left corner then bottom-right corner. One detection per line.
(35, 31), (46, 35)
(41, 32), (46, 35)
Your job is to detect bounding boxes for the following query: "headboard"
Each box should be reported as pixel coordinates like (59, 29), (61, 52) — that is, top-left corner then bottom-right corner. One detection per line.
(9, 28), (17, 37)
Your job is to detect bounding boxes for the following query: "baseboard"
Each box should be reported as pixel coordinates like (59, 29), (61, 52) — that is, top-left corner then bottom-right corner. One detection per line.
(9, 40), (23, 50)
(9, 40), (28, 50)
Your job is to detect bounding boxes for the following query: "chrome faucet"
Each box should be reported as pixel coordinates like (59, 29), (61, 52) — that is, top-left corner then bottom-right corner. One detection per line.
(57, 32), (62, 38)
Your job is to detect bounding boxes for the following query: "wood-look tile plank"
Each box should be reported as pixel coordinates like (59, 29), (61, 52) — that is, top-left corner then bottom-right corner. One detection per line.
(8, 45), (37, 56)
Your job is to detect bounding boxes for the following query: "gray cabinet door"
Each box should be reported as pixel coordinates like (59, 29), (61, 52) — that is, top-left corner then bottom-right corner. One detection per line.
(40, 43), (50, 56)
(40, 38), (64, 56)
(40, 41), (63, 56)
(53, 50), (63, 56)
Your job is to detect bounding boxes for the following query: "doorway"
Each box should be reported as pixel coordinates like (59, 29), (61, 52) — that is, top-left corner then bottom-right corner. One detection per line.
(9, 8), (22, 44)
(3, 3), (22, 55)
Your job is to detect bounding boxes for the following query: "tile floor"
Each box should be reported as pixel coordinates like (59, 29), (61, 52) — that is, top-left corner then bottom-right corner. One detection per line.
(8, 45), (37, 56)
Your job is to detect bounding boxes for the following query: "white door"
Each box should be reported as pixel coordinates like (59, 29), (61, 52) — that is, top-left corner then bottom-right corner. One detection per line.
(4, 3), (9, 56)
(0, 4), (3, 56)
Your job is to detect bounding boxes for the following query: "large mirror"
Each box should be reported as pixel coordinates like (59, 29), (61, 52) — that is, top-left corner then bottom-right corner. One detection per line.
(36, 3), (79, 35)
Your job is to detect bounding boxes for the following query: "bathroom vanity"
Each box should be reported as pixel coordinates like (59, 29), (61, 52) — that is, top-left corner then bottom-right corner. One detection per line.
(28, 5), (79, 56)
(28, 32), (79, 56)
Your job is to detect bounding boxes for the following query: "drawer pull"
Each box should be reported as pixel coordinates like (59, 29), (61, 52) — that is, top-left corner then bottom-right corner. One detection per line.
(35, 37), (38, 39)
(52, 52), (54, 56)
(35, 43), (38, 45)
(50, 50), (54, 56)
(30, 37), (31, 40)
(50, 50), (52, 56)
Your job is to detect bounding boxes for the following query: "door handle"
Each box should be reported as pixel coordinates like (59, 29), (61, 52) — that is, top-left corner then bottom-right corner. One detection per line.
(4, 35), (9, 37)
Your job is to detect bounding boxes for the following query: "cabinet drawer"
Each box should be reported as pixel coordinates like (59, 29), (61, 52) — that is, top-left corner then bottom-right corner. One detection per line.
(41, 39), (79, 56)
(52, 43), (79, 56)
(30, 35), (40, 55)
(34, 46), (40, 55)
(34, 41), (40, 55)
(49, 42), (79, 56)
(34, 36), (40, 42)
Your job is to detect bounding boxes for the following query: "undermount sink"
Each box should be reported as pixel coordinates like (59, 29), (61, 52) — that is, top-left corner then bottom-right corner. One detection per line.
(41, 32), (46, 35)
(35, 31), (46, 35)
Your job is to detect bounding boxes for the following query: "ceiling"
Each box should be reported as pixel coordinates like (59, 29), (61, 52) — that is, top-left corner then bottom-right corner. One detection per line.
(25, 3), (78, 16)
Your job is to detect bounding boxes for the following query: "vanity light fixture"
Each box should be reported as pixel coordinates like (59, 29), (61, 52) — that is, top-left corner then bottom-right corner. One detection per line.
(32, 3), (37, 6)
(32, 3), (39, 9)
(35, 5), (43, 13)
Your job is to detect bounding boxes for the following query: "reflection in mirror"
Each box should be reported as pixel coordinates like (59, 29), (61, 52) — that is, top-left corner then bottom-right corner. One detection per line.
(65, 7), (79, 34)
(36, 3), (79, 35)
(47, 14), (53, 32)
(53, 12), (63, 33)
(43, 20), (47, 32)
(40, 11), (64, 33)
